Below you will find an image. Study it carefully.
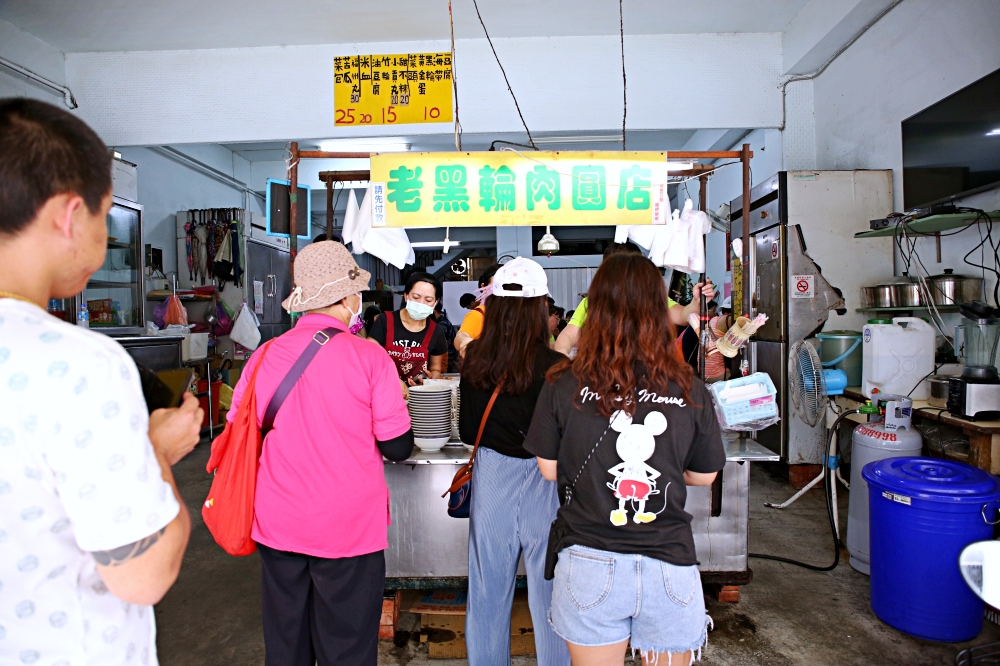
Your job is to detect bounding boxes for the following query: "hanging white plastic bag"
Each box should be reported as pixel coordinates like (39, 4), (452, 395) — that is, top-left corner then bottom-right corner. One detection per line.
(230, 302), (261, 350)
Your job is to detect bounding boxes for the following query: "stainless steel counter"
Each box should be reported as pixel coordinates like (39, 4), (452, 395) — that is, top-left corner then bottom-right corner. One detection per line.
(384, 435), (776, 579)
(386, 435), (778, 466)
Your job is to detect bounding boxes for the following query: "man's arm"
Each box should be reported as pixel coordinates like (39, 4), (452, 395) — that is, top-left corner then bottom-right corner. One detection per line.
(93, 393), (201, 605)
(554, 324), (580, 356)
(93, 460), (190, 605)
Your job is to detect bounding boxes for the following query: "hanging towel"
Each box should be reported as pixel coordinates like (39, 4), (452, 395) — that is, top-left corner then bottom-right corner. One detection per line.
(679, 199), (711, 274)
(656, 199), (711, 274)
(614, 194), (671, 256)
(350, 187), (372, 255)
(342, 189), (361, 248)
(354, 186), (414, 269)
(659, 206), (687, 270)
(362, 227), (415, 270)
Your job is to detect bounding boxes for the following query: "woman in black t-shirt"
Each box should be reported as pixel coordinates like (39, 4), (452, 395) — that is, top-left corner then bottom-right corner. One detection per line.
(459, 258), (570, 666)
(368, 272), (448, 387)
(524, 253), (725, 666)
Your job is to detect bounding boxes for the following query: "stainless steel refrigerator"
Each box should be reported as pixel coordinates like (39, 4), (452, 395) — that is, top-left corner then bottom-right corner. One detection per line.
(730, 170), (893, 464)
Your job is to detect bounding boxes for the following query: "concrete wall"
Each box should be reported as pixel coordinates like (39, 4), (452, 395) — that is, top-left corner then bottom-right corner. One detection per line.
(811, 0), (1000, 210)
(64, 33), (783, 146)
(116, 146), (256, 277)
(805, 0), (1000, 318)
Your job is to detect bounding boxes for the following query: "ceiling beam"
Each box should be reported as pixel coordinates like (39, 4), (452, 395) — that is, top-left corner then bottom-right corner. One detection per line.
(783, 0), (900, 75)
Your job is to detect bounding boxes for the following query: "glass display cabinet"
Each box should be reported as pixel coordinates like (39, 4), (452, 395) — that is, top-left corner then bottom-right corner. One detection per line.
(47, 196), (145, 335)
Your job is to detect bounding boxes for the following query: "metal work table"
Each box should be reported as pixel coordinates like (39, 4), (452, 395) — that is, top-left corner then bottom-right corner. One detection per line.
(840, 387), (1000, 473)
(383, 436), (777, 588)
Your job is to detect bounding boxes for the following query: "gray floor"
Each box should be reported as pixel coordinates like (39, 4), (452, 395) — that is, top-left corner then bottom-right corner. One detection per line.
(155, 443), (1000, 665)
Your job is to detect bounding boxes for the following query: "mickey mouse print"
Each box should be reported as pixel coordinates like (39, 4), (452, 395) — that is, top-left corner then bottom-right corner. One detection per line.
(523, 371), (727, 567)
(607, 410), (670, 526)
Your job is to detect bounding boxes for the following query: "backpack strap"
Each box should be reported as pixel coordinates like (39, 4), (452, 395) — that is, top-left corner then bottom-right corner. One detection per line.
(261, 327), (341, 437)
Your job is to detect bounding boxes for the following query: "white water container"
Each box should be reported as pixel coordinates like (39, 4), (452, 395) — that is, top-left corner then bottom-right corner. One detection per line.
(861, 317), (935, 399)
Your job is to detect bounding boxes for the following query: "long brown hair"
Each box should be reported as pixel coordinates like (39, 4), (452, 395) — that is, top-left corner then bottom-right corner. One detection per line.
(463, 295), (550, 395)
(548, 253), (694, 417)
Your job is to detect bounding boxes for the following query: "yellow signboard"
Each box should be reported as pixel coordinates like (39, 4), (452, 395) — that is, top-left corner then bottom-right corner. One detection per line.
(334, 53), (453, 126)
(369, 151), (672, 228)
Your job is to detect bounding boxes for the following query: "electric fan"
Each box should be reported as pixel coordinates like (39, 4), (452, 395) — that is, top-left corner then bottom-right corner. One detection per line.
(787, 339), (845, 427)
(767, 340), (849, 530)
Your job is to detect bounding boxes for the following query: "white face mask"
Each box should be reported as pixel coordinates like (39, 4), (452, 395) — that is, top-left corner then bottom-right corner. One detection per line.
(406, 299), (435, 321)
(347, 294), (364, 334)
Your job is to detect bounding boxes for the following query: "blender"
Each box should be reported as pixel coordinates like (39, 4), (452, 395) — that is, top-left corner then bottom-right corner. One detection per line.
(948, 301), (1000, 420)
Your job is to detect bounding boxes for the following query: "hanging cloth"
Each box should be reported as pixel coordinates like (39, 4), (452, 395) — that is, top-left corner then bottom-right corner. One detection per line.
(213, 228), (234, 286)
(231, 219), (243, 287)
(185, 211), (196, 280)
(342, 189), (361, 247)
(193, 224), (210, 285)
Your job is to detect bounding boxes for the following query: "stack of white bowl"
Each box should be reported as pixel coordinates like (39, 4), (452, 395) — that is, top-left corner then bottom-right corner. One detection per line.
(423, 378), (462, 442)
(408, 384), (455, 451)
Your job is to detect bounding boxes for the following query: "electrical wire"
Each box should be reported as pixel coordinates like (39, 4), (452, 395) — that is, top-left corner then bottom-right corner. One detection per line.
(776, 0), (907, 131)
(448, 0), (462, 151)
(619, 0), (627, 151)
(750, 409), (860, 571)
(471, 0), (536, 149)
(331, 182), (344, 232)
(489, 140), (539, 152)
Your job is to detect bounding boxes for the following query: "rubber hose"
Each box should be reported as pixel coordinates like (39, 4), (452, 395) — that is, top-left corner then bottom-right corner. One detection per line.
(749, 408), (861, 571)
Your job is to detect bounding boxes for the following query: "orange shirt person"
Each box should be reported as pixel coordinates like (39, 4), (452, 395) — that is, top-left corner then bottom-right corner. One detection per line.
(455, 263), (502, 356)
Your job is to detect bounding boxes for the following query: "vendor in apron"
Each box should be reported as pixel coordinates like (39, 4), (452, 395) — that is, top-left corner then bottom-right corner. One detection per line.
(368, 271), (449, 388)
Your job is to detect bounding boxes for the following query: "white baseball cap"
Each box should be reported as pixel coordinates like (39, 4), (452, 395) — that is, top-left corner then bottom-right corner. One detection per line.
(492, 257), (549, 298)
(722, 296), (732, 309)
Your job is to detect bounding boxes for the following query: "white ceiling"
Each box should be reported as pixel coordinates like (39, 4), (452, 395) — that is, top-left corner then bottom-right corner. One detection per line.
(0, 0), (810, 53)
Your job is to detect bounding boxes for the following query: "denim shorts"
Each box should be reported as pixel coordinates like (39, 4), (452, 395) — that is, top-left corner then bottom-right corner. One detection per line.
(548, 545), (712, 658)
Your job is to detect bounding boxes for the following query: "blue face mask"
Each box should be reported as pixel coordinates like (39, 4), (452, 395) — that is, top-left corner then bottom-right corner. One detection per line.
(406, 300), (435, 321)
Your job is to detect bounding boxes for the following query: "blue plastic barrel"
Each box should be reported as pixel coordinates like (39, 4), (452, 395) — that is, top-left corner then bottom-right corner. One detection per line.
(862, 457), (1000, 642)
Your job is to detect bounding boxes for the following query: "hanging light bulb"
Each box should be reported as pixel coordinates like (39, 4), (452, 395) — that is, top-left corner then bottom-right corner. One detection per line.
(537, 226), (560, 255)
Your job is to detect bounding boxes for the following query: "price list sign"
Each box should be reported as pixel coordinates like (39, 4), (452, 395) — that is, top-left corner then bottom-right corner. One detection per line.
(334, 53), (454, 126)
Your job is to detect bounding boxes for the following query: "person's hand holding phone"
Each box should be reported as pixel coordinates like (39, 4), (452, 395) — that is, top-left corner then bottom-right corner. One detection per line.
(149, 392), (204, 466)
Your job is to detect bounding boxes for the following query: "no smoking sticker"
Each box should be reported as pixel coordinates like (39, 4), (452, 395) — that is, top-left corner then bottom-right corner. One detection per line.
(770, 241), (778, 260)
(791, 274), (814, 299)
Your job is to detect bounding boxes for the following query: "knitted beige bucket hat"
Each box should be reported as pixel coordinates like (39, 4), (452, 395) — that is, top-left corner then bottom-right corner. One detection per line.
(281, 241), (371, 313)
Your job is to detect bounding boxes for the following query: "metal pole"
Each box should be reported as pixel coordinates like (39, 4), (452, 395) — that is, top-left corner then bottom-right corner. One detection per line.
(741, 143), (752, 374)
(698, 174), (709, 379)
(326, 178), (334, 240)
(289, 142), (299, 270)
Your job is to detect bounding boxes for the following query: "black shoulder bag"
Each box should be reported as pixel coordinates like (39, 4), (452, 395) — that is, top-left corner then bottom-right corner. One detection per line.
(544, 422), (615, 580)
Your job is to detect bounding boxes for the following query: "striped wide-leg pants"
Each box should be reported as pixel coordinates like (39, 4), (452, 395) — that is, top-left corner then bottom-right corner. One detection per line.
(466, 446), (570, 666)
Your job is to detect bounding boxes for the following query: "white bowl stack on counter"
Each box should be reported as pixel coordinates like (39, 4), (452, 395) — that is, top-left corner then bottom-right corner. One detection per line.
(408, 380), (460, 452)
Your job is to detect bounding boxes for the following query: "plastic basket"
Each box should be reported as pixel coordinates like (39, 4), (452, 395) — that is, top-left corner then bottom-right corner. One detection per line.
(710, 372), (780, 431)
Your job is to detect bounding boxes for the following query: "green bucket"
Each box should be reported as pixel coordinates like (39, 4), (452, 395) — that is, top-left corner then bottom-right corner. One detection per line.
(816, 330), (863, 387)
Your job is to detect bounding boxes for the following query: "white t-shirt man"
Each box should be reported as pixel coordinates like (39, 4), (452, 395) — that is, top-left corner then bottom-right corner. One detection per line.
(0, 300), (180, 665)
